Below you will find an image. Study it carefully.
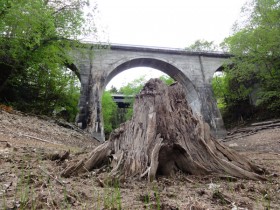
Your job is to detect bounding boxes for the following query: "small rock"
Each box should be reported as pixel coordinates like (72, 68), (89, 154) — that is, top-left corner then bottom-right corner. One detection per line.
(5, 142), (11, 148)
(229, 143), (238, 147)
(197, 189), (207, 196)
(208, 183), (220, 190)
(235, 183), (246, 191)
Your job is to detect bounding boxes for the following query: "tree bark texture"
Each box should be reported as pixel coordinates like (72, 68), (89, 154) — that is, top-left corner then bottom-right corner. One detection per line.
(61, 79), (265, 181)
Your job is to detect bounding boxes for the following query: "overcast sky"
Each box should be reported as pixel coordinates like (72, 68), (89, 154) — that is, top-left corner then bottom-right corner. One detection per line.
(90, 0), (246, 89)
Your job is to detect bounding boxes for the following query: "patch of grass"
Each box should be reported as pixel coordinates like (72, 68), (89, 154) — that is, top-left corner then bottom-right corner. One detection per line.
(102, 179), (122, 209)
(19, 162), (31, 208)
(1, 191), (7, 210)
(63, 186), (71, 210)
(153, 185), (161, 210)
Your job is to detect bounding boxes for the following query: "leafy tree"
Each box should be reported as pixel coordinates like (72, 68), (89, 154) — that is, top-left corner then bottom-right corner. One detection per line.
(211, 71), (255, 126)
(108, 85), (119, 94)
(119, 76), (146, 96)
(119, 76), (147, 120)
(0, 0), (94, 88)
(2, 66), (80, 121)
(212, 74), (227, 109)
(185, 39), (218, 51)
(222, 0), (280, 119)
(0, 0), (95, 120)
(102, 91), (117, 137)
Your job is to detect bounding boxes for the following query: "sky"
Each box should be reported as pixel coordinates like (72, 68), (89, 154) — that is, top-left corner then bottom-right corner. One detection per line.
(89, 0), (247, 89)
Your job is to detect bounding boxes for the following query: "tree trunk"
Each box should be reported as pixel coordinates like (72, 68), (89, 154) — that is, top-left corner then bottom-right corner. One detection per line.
(0, 63), (13, 94)
(61, 79), (265, 181)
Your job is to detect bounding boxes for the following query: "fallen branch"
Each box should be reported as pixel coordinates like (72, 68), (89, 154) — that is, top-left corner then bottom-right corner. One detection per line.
(97, 178), (105, 188)
(0, 125), (62, 146)
(140, 167), (151, 178)
(109, 151), (124, 177)
(21, 134), (63, 145)
(55, 119), (86, 134)
(218, 175), (238, 182)
(92, 165), (107, 176)
(0, 140), (8, 143)
(223, 132), (257, 141)
(183, 177), (194, 183)
(224, 121), (280, 142)
(61, 159), (85, 178)
(39, 165), (65, 186)
(251, 119), (280, 126)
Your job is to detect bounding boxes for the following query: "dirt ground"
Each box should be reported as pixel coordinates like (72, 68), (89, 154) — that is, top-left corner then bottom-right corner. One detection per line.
(0, 110), (279, 210)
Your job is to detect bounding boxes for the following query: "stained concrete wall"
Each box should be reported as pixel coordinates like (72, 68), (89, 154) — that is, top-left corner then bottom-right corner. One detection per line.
(72, 44), (231, 141)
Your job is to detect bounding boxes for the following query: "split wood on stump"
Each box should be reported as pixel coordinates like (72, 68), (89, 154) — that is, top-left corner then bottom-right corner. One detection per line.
(61, 79), (265, 181)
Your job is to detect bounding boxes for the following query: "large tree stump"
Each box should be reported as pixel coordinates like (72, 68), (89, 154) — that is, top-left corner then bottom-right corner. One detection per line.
(61, 79), (265, 181)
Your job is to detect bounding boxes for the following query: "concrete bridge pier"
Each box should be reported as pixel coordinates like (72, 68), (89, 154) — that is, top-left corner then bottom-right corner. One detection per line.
(76, 65), (106, 142)
(197, 84), (226, 138)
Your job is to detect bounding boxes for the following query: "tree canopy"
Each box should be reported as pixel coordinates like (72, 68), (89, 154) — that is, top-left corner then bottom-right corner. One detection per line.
(0, 0), (94, 81)
(102, 91), (117, 136)
(0, 0), (96, 120)
(185, 39), (218, 51)
(214, 0), (280, 124)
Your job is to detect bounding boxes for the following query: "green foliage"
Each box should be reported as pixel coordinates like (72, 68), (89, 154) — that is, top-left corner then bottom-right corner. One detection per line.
(211, 71), (255, 126)
(119, 76), (147, 120)
(217, 0), (280, 123)
(119, 75), (147, 96)
(53, 71), (80, 122)
(102, 91), (117, 135)
(212, 74), (227, 109)
(185, 39), (218, 51)
(0, 0), (95, 120)
(159, 75), (175, 85)
(0, 0), (93, 74)
(2, 67), (80, 121)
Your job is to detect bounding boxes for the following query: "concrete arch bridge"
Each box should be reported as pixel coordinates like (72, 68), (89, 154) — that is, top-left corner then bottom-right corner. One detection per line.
(71, 43), (231, 142)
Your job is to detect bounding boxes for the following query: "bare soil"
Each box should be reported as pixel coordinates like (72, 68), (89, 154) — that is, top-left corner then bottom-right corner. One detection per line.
(0, 110), (279, 210)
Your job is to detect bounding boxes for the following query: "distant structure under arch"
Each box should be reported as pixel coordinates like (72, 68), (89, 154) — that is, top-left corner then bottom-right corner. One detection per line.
(72, 43), (231, 141)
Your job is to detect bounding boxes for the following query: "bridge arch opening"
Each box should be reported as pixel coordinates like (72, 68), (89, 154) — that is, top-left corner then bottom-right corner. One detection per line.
(106, 67), (166, 91)
(104, 58), (201, 114)
(66, 63), (81, 82)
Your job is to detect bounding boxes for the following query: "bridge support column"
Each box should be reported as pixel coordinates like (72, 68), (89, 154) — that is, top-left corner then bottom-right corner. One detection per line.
(76, 70), (106, 142)
(197, 84), (227, 139)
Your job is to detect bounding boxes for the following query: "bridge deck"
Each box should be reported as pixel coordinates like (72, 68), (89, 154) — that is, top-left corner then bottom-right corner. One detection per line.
(81, 41), (232, 58)
(111, 94), (133, 108)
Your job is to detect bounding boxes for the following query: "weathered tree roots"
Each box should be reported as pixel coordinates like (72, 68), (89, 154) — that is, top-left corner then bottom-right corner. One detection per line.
(61, 79), (265, 181)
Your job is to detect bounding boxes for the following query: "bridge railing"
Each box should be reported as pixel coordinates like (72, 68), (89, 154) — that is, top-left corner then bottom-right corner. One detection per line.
(79, 41), (232, 57)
